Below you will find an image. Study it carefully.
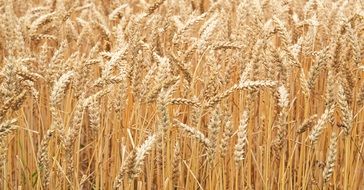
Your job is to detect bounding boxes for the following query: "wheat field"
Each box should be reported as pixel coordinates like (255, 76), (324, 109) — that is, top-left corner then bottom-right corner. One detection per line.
(0, 0), (363, 189)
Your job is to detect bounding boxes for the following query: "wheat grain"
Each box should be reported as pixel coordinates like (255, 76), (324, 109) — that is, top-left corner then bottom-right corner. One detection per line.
(323, 132), (337, 183)
(174, 119), (211, 149)
(309, 106), (335, 143)
(297, 114), (318, 134)
(234, 111), (248, 165)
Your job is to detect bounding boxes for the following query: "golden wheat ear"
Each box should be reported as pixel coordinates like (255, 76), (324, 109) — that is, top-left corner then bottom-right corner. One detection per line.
(323, 132), (338, 184)
(1, 0), (363, 189)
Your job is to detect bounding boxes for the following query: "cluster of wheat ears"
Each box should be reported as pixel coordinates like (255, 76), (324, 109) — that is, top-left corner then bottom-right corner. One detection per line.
(0, 0), (363, 189)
